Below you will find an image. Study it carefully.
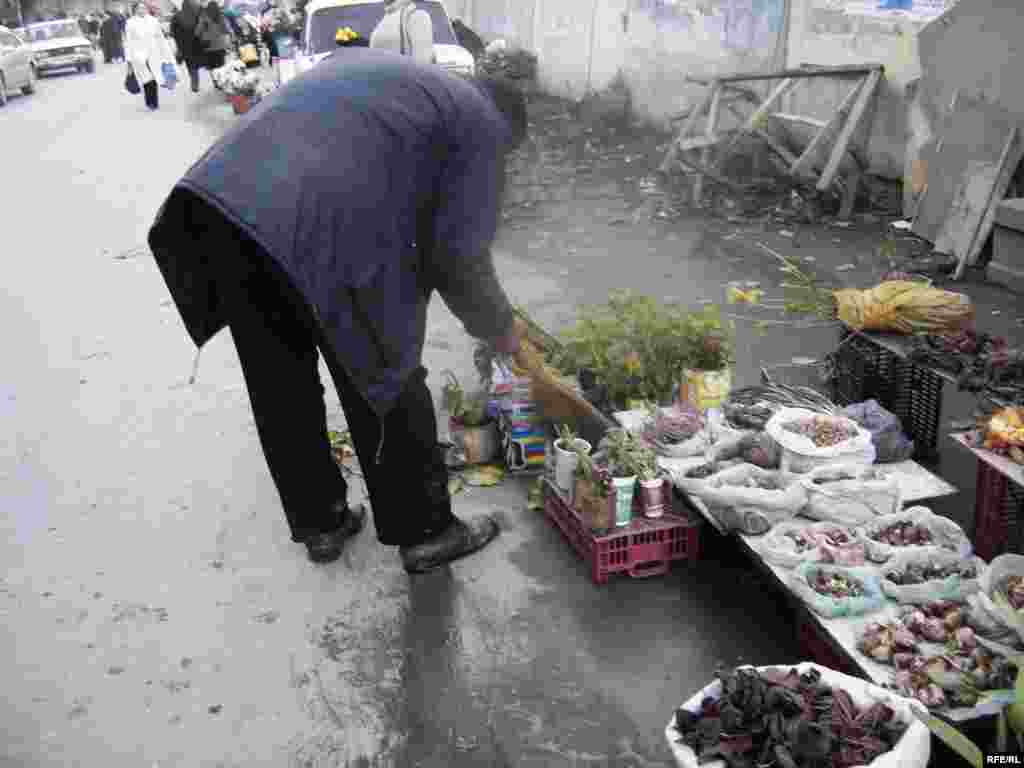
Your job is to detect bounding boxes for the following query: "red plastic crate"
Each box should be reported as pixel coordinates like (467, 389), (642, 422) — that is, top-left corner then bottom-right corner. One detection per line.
(542, 478), (701, 584)
(974, 460), (1024, 561)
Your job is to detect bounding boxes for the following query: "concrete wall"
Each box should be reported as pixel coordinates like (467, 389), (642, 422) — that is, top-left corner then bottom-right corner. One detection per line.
(457, 0), (788, 124)
(784, 0), (956, 179)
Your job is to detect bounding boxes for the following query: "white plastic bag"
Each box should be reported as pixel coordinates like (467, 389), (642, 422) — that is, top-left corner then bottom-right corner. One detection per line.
(978, 554), (1024, 645)
(801, 464), (901, 526)
(766, 407), (875, 473)
(880, 549), (985, 604)
(665, 663), (930, 768)
(791, 562), (886, 618)
(679, 464), (807, 534)
(757, 521), (864, 568)
(858, 506), (973, 564)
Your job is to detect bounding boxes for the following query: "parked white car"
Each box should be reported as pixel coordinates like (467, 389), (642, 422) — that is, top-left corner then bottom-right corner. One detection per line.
(0, 24), (36, 105)
(25, 19), (95, 75)
(290, 0), (474, 84)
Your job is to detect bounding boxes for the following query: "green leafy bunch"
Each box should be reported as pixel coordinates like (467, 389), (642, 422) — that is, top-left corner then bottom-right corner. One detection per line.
(679, 304), (735, 372)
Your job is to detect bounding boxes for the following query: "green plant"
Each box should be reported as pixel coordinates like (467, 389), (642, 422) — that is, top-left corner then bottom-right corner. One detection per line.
(575, 452), (613, 497)
(554, 423), (588, 454)
(441, 370), (490, 427)
(681, 304), (735, 372)
(604, 429), (654, 479)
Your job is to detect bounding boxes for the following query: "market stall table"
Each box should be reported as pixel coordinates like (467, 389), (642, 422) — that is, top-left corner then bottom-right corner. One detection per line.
(951, 431), (1024, 560)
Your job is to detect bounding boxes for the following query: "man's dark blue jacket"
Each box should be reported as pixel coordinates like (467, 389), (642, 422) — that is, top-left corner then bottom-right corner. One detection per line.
(149, 50), (514, 417)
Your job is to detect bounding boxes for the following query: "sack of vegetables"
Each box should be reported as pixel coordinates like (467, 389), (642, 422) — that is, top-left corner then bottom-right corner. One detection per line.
(758, 521), (866, 569)
(880, 549), (985, 605)
(790, 562), (885, 619)
(678, 463), (807, 535)
(765, 408), (875, 474)
(977, 554), (1024, 646)
(858, 506), (973, 565)
(665, 662), (930, 768)
(801, 464), (901, 527)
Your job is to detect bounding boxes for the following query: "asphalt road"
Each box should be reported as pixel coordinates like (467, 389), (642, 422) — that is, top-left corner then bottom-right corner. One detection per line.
(0, 59), (811, 767)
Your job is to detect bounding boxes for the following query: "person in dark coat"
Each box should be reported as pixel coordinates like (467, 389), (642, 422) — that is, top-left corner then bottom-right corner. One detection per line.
(100, 11), (126, 62)
(170, 0), (203, 91)
(148, 52), (528, 571)
(194, 0), (231, 71)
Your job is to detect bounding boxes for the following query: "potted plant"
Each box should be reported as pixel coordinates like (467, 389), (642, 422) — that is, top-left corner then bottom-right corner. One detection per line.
(605, 429), (647, 528)
(574, 452), (614, 536)
(441, 371), (499, 465)
(636, 448), (668, 518)
(552, 423), (592, 499)
(678, 304), (735, 412)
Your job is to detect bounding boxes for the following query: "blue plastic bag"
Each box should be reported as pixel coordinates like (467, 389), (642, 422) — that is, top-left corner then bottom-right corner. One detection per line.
(161, 62), (178, 90)
(791, 562), (885, 618)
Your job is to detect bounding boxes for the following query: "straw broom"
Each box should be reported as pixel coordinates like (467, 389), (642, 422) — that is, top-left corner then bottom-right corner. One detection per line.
(506, 312), (611, 429)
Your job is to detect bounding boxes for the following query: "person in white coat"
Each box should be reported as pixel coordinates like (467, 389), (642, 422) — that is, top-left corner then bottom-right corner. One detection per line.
(125, 1), (175, 110)
(368, 0), (434, 66)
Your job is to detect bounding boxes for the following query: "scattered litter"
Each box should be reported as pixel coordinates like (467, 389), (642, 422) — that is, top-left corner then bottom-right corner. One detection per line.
(992, 310), (1002, 316)
(791, 357), (818, 366)
(835, 264), (857, 272)
(68, 699), (90, 720)
(107, 666), (125, 675)
(890, 220), (913, 231)
(180, 657), (192, 669)
(210, 559), (224, 570)
(42, 591), (54, 598)
(832, 221), (852, 228)
(527, 479), (544, 511)
(92, 592), (102, 599)
(778, 230), (795, 238)
(208, 705), (222, 715)
(803, 256), (817, 262)
(832, 239), (842, 243)
(168, 715), (183, 725)
(254, 610), (279, 625)
(608, 217), (629, 226)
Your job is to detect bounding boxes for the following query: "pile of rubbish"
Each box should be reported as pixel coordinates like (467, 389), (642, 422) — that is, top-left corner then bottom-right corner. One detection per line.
(478, 39), (537, 83)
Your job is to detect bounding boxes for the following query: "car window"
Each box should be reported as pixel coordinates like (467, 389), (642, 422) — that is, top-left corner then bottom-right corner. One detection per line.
(27, 22), (82, 41)
(308, 1), (455, 55)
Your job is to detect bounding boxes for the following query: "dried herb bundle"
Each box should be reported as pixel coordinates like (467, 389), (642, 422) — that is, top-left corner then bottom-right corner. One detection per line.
(674, 665), (907, 768)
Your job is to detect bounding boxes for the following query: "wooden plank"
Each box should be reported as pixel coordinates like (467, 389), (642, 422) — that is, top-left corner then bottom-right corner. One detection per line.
(724, 102), (799, 167)
(674, 152), (753, 192)
(816, 68), (883, 192)
(718, 77), (800, 159)
(964, 127), (1022, 271)
(659, 83), (717, 176)
(913, 93), (1022, 244)
(789, 79), (865, 179)
(838, 167), (863, 220)
(693, 82), (724, 206)
(689, 63), (881, 83)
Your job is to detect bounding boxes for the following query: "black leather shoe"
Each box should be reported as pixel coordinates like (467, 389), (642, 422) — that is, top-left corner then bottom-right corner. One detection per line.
(304, 503), (366, 563)
(399, 515), (499, 574)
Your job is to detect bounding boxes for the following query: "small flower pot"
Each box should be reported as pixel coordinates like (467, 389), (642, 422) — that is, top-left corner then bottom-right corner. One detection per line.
(553, 438), (591, 498)
(577, 478), (613, 536)
(639, 477), (668, 519)
(679, 368), (732, 411)
(611, 476), (637, 528)
(449, 419), (500, 465)
(229, 93), (251, 114)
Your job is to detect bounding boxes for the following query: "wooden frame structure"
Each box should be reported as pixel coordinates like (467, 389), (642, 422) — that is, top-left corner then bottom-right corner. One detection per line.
(659, 63), (884, 218)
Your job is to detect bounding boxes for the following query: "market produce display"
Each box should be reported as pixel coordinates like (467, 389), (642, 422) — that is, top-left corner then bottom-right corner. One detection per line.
(858, 507), (973, 564)
(782, 415), (860, 448)
(723, 384), (840, 432)
(906, 331), (1024, 404)
(884, 560), (978, 586)
(791, 563), (885, 618)
(978, 407), (1024, 464)
(812, 570), (865, 598)
(856, 620), (919, 663)
(840, 400), (914, 464)
(670, 665), (914, 768)
(801, 465), (900, 526)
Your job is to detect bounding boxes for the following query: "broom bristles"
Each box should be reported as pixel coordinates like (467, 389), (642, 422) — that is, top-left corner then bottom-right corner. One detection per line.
(512, 340), (607, 429)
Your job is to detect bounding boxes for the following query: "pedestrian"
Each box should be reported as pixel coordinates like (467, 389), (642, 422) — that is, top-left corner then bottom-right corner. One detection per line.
(125, 1), (174, 110)
(87, 14), (102, 50)
(101, 10), (127, 62)
(170, 0), (203, 92)
(148, 52), (528, 572)
(369, 0), (433, 66)
(194, 0), (231, 73)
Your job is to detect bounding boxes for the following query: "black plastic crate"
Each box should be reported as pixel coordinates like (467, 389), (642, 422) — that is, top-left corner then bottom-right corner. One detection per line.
(829, 329), (943, 463)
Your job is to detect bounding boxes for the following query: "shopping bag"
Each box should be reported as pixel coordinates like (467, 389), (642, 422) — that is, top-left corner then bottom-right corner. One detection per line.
(161, 62), (178, 90)
(124, 66), (140, 94)
(239, 43), (259, 64)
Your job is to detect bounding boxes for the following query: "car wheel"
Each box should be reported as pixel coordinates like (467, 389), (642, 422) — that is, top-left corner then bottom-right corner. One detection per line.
(0, 75), (7, 107)
(22, 66), (36, 95)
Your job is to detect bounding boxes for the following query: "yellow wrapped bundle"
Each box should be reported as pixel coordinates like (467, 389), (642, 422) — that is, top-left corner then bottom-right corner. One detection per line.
(833, 281), (974, 335)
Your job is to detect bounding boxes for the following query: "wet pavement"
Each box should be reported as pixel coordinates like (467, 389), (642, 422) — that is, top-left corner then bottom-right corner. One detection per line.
(2, 62), (1021, 767)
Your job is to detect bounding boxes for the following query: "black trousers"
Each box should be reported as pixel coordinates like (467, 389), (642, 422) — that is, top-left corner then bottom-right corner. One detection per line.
(215, 230), (456, 547)
(143, 74), (158, 109)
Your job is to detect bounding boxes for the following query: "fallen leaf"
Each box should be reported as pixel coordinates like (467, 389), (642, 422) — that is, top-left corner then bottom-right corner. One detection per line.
(778, 230), (795, 238)
(107, 666), (125, 675)
(448, 476), (465, 496)
(832, 221), (852, 228)
(208, 705), (222, 715)
(463, 465), (505, 487)
(836, 264), (856, 272)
